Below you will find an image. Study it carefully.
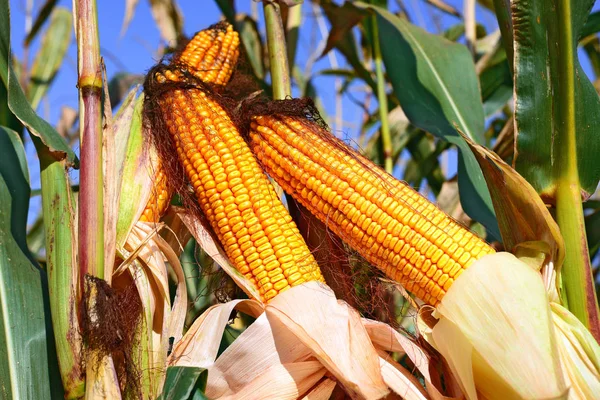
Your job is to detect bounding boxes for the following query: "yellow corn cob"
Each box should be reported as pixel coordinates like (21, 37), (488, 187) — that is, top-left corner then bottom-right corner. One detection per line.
(150, 68), (325, 302)
(139, 165), (171, 223)
(140, 23), (239, 223)
(248, 115), (496, 306)
(175, 22), (240, 85)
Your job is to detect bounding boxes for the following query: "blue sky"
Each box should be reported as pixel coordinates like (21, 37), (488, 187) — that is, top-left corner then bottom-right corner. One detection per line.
(7, 0), (600, 224)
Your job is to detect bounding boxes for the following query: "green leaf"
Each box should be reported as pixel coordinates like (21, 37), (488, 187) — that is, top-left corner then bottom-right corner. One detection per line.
(480, 59), (512, 117)
(158, 366), (208, 400)
(0, 0), (77, 165)
(235, 15), (265, 80)
(0, 126), (30, 256)
(149, 0), (184, 45)
(108, 72), (143, 107)
(586, 209), (600, 260)
(582, 36), (600, 77)
(357, 3), (500, 240)
(28, 7), (72, 110)
(513, 0), (600, 198)
(320, 2), (378, 93)
(581, 10), (600, 39)
(214, 0), (235, 24)
(24, 0), (58, 46)
(0, 78), (22, 134)
(0, 131), (63, 399)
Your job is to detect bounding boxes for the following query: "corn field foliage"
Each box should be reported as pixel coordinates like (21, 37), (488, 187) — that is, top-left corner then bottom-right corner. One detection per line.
(1, 0), (600, 398)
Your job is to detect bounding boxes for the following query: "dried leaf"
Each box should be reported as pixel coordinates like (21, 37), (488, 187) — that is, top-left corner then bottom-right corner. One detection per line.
(120, 0), (140, 37)
(300, 378), (337, 400)
(463, 136), (565, 269)
(267, 284), (389, 399)
(149, 0), (183, 45)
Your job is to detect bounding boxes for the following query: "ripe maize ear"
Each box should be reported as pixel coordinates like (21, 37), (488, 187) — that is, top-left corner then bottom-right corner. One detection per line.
(175, 21), (240, 86)
(248, 115), (496, 306)
(139, 165), (171, 223)
(147, 68), (325, 302)
(140, 23), (239, 223)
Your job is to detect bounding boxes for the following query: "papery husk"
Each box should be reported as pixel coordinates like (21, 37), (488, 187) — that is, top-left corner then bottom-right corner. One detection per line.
(551, 302), (600, 399)
(116, 220), (188, 395)
(169, 281), (463, 399)
(430, 252), (568, 400)
(301, 378), (337, 400)
(84, 353), (122, 400)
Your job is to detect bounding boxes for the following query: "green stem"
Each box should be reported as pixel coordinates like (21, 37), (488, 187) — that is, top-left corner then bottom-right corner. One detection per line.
(555, 0), (600, 340)
(371, 15), (393, 174)
(263, 0), (291, 99)
(75, 0), (104, 283)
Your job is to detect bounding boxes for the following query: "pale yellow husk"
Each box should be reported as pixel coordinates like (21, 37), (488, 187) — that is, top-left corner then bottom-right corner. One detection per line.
(427, 252), (600, 400)
(168, 281), (461, 399)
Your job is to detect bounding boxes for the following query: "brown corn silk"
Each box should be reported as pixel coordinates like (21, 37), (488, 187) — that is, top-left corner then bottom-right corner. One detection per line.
(140, 22), (240, 222)
(143, 27), (325, 302)
(246, 105), (495, 306)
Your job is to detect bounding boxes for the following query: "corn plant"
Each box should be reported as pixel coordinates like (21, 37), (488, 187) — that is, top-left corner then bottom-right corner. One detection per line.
(1, 0), (600, 398)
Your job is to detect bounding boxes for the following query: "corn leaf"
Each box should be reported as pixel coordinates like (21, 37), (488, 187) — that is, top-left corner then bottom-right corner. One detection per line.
(214, 0), (235, 24)
(0, 127), (29, 253)
(23, 0), (59, 46)
(0, 0), (76, 165)
(464, 136), (565, 269)
(479, 56), (512, 118)
(235, 15), (264, 80)
(356, 3), (501, 241)
(581, 11), (600, 39)
(586, 209), (600, 259)
(148, 0), (183, 45)
(513, 0), (600, 198)
(28, 7), (71, 110)
(158, 366), (208, 400)
(0, 129), (63, 398)
(120, 0), (140, 38)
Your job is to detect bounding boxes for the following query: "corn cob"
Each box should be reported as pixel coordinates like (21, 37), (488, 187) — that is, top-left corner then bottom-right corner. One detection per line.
(140, 23), (240, 223)
(148, 68), (325, 302)
(139, 165), (171, 222)
(174, 22), (240, 85)
(248, 115), (496, 306)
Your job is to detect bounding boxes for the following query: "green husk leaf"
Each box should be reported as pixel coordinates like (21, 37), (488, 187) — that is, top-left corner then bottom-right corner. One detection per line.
(115, 95), (153, 252)
(35, 139), (84, 398)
